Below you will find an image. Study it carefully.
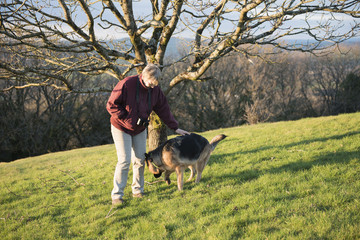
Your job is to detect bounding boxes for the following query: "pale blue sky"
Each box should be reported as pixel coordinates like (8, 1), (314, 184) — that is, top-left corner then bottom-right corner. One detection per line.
(54, 0), (359, 42)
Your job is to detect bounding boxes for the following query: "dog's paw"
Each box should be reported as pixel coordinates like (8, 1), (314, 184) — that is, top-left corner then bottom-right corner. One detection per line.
(165, 178), (171, 185)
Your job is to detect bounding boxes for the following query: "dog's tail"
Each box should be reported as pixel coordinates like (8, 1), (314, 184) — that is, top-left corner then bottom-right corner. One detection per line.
(210, 134), (227, 151)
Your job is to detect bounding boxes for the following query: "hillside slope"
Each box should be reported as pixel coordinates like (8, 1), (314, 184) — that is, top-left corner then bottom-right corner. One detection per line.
(1, 113), (360, 239)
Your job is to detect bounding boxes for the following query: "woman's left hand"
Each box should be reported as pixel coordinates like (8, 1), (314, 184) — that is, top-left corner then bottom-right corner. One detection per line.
(175, 128), (190, 136)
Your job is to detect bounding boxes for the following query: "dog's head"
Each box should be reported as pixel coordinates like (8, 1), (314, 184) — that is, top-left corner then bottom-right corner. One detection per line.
(144, 152), (163, 178)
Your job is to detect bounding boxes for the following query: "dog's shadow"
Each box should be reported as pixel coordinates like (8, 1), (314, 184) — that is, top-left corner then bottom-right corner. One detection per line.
(146, 168), (210, 194)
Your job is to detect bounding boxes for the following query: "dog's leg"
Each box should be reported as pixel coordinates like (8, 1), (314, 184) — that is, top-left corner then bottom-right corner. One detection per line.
(164, 170), (172, 185)
(195, 152), (211, 183)
(195, 164), (202, 183)
(186, 165), (196, 182)
(194, 144), (212, 183)
(175, 166), (184, 191)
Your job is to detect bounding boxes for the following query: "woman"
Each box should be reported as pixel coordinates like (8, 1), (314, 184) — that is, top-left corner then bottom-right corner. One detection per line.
(106, 64), (189, 206)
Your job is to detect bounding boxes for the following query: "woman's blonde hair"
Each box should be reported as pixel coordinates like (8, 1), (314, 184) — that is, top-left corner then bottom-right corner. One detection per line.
(142, 64), (161, 82)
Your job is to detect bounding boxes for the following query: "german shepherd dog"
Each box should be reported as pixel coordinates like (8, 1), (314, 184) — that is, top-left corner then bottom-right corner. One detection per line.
(145, 133), (226, 191)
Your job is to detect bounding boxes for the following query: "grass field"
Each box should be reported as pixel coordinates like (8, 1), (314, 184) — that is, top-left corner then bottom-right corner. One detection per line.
(1, 113), (360, 239)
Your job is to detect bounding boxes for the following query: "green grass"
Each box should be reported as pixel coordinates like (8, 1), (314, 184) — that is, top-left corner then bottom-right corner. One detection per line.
(1, 113), (360, 239)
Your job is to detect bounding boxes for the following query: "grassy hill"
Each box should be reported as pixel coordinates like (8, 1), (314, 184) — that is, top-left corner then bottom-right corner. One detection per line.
(1, 113), (360, 239)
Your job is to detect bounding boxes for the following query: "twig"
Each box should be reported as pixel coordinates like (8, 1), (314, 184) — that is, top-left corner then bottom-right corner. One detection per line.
(145, 180), (165, 185)
(58, 169), (85, 186)
(4, 183), (19, 197)
(105, 206), (118, 219)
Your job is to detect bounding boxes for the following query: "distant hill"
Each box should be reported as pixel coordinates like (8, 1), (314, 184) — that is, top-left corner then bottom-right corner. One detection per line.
(109, 37), (359, 59)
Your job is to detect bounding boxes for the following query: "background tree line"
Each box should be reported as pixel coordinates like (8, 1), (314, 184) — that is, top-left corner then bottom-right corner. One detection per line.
(166, 43), (360, 129)
(1, 43), (359, 162)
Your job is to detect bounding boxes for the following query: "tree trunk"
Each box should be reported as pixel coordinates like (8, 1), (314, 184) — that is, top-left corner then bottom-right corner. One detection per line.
(148, 112), (167, 151)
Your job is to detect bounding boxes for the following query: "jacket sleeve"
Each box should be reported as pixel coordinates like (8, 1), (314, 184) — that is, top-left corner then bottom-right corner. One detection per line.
(153, 89), (179, 130)
(106, 81), (128, 119)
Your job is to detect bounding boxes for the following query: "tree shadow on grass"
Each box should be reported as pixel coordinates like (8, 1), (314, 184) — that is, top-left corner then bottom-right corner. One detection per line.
(269, 149), (359, 174)
(209, 130), (360, 164)
(205, 130), (360, 184)
(202, 149), (360, 190)
(148, 131), (360, 193)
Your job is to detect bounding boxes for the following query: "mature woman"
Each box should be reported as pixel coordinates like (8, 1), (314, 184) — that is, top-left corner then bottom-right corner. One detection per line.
(106, 64), (189, 206)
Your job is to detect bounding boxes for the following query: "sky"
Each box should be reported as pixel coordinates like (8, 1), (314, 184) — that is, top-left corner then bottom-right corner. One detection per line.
(53, 0), (360, 42)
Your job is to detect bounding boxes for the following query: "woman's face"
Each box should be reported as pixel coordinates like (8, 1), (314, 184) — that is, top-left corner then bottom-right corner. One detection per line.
(143, 77), (159, 89)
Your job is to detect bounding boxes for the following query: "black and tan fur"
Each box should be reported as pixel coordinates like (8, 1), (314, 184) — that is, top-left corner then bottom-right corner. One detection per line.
(145, 133), (226, 191)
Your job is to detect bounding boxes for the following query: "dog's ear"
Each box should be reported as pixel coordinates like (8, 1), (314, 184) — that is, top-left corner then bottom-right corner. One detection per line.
(144, 153), (152, 161)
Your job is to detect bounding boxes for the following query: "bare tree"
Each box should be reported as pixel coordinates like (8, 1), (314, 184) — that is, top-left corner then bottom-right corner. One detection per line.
(1, 0), (359, 148)
(307, 49), (360, 115)
(0, 69), (112, 161)
(171, 54), (248, 130)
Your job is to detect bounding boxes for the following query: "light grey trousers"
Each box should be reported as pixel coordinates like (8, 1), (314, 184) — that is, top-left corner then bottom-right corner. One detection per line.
(111, 125), (147, 200)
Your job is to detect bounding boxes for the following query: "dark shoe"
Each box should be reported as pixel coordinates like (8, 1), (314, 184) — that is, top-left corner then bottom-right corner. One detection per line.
(132, 193), (144, 198)
(112, 199), (124, 206)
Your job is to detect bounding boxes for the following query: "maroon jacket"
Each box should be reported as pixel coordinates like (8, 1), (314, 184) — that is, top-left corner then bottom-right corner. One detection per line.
(106, 75), (178, 135)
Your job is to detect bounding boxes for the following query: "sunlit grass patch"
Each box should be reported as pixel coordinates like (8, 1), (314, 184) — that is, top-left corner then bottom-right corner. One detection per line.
(1, 113), (360, 239)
